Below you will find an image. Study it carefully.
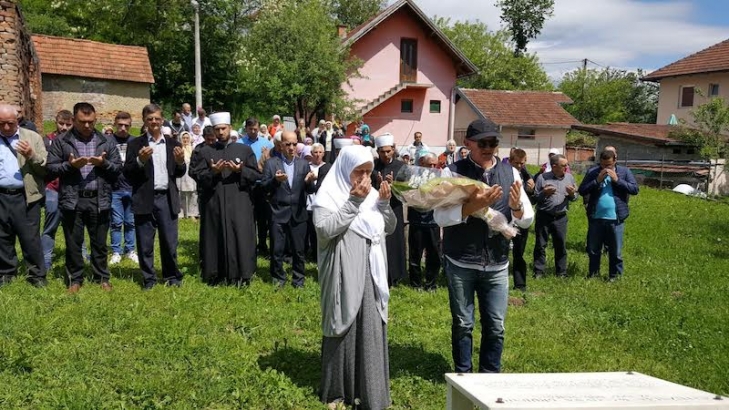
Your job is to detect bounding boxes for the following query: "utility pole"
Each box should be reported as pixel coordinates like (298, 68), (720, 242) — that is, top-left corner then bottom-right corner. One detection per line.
(192, 0), (202, 109)
(580, 58), (588, 120)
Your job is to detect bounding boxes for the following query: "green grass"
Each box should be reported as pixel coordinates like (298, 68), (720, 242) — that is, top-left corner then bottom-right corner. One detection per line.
(0, 186), (728, 408)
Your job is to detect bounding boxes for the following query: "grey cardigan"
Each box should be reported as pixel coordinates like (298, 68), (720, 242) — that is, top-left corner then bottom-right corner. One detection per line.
(314, 195), (397, 337)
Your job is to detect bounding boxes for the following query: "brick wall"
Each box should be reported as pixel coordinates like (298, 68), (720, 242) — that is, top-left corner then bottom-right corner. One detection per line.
(42, 75), (150, 125)
(0, 1), (42, 128)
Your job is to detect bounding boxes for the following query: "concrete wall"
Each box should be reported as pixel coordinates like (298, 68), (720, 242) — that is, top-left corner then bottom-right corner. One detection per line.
(596, 135), (702, 162)
(0, 1), (42, 129)
(656, 72), (729, 125)
(709, 159), (728, 196)
(42, 74), (150, 124)
(344, 8), (458, 147)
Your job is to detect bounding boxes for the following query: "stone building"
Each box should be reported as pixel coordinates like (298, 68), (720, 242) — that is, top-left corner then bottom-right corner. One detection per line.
(0, 1), (42, 129)
(32, 34), (154, 124)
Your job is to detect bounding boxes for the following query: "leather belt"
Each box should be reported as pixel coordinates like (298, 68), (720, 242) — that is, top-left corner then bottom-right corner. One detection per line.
(79, 190), (98, 198)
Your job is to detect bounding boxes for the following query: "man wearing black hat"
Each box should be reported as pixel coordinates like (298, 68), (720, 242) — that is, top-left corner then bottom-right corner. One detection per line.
(434, 119), (534, 373)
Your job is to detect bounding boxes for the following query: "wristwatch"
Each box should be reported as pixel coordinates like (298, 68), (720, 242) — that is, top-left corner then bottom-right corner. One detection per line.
(510, 202), (523, 212)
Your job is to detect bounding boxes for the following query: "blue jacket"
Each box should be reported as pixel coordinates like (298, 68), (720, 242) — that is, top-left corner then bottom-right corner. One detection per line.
(578, 165), (638, 222)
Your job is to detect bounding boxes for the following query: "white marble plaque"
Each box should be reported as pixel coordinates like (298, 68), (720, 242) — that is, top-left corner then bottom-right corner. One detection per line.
(445, 372), (728, 410)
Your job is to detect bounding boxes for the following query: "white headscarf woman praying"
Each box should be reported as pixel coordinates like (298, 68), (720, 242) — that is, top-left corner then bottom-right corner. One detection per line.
(312, 145), (396, 410)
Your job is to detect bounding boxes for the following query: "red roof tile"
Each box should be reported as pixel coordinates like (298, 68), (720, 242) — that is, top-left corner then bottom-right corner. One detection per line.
(458, 88), (578, 128)
(642, 38), (729, 81)
(572, 123), (680, 143)
(32, 35), (154, 84)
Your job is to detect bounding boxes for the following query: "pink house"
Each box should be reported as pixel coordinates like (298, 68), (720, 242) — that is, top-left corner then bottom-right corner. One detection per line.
(341, 0), (477, 149)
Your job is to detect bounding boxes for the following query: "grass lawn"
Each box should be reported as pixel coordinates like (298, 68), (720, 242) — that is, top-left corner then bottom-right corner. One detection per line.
(0, 185), (728, 408)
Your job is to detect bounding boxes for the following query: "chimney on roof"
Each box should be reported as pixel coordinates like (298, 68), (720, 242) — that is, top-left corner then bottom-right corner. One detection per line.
(337, 24), (348, 39)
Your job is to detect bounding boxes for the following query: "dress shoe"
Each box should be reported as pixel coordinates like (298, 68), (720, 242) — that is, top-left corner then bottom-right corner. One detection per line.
(68, 283), (81, 294)
(100, 282), (113, 292)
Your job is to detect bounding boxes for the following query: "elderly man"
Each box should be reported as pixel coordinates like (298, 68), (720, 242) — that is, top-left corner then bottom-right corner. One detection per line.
(319, 121), (336, 162)
(408, 151), (442, 290)
(239, 117), (275, 256)
(123, 104), (187, 289)
(434, 119), (533, 373)
(533, 154), (577, 279)
(304, 143), (330, 259)
(371, 133), (407, 286)
(262, 131), (317, 288)
(579, 149), (638, 281)
(47, 102), (122, 293)
(190, 112), (260, 286)
(181, 103), (194, 130)
(15, 104), (38, 132)
(193, 107), (212, 130)
(0, 104), (47, 287)
(507, 148), (534, 291)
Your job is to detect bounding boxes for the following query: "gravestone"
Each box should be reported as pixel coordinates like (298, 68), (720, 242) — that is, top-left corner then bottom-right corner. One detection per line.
(446, 372), (728, 410)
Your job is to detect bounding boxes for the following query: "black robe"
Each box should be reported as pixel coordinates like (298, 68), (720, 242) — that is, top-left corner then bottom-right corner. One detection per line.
(372, 158), (407, 286)
(189, 141), (261, 285)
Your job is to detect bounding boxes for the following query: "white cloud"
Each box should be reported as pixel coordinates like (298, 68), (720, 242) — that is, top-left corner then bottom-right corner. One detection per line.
(407, 0), (728, 79)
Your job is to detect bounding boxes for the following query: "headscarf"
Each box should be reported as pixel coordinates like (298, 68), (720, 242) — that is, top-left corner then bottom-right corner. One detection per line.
(313, 146), (389, 310)
(296, 142), (305, 157)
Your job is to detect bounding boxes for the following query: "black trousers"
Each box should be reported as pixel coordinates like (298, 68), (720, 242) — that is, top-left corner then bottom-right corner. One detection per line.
(510, 226), (530, 290)
(533, 211), (568, 276)
(134, 192), (181, 287)
(61, 197), (110, 285)
(270, 218), (307, 287)
(0, 192), (44, 282)
(252, 187), (271, 252)
(408, 225), (442, 289)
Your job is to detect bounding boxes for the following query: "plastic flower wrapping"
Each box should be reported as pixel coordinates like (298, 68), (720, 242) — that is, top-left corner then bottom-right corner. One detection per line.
(391, 165), (518, 239)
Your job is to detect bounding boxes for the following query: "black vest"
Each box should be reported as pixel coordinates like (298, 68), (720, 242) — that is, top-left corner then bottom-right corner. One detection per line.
(443, 157), (514, 267)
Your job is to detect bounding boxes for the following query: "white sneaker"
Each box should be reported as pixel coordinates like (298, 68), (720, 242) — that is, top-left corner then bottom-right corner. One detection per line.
(126, 251), (139, 264)
(109, 253), (122, 265)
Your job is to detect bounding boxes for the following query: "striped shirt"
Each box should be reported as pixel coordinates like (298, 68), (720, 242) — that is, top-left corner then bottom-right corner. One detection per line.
(74, 133), (99, 191)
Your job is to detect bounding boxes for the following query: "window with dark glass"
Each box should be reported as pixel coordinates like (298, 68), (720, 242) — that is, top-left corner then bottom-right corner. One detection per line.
(429, 100), (441, 113)
(401, 99), (413, 113)
(680, 86), (694, 107)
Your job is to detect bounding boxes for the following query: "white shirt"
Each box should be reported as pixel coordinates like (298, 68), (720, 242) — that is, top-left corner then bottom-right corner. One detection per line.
(434, 159), (534, 272)
(136, 134), (169, 190)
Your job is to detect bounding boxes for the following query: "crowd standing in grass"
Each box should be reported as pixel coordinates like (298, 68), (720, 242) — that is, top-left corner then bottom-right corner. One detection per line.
(1, 101), (642, 409)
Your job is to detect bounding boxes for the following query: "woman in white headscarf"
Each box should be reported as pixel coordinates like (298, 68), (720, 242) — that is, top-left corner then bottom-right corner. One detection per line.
(313, 145), (396, 410)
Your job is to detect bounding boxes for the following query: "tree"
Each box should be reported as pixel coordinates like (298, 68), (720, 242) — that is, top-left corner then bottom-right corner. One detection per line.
(436, 18), (552, 91)
(239, 0), (359, 125)
(671, 97), (729, 160)
(495, 0), (554, 56)
(19, 0), (260, 115)
(558, 67), (657, 124)
(329, 0), (385, 28)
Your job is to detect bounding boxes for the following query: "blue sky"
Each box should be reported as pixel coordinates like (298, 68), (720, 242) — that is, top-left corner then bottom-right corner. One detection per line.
(408, 0), (729, 80)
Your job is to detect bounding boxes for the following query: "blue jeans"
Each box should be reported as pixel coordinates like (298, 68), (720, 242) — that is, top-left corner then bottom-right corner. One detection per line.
(587, 219), (624, 278)
(41, 189), (62, 270)
(444, 258), (509, 373)
(110, 190), (135, 255)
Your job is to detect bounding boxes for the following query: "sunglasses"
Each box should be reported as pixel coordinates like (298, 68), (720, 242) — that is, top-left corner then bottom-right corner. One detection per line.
(477, 139), (499, 149)
(283, 142), (297, 147)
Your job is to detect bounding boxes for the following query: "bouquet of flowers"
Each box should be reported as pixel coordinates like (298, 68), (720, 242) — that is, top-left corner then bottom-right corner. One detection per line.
(391, 165), (518, 239)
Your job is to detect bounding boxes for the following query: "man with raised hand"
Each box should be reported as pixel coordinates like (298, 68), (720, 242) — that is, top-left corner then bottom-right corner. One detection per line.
(46, 102), (122, 293)
(123, 103), (187, 289)
(189, 112), (261, 286)
(0, 104), (47, 287)
(262, 131), (317, 288)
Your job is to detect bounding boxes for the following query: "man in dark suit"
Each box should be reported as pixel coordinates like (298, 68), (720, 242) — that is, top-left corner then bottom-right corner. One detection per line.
(262, 131), (317, 288)
(123, 103), (187, 289)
